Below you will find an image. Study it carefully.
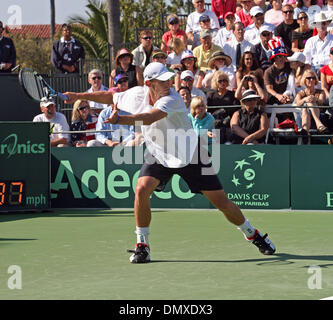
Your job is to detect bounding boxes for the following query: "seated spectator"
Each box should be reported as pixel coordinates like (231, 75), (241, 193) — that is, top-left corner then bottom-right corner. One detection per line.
(161, 14), (187, 54)
(193, 30), (222, 72)
(293, 0), (319, 21)
(265, 0), (284, 27)
(202, 50), (236, 90)
(206, 70), (240, 116)
(180, 70), (207, 103)
(287, 52), (310, 96)
(86, 69), (109, 112)
(166, 37), (186, 70)
(109, 74), (130, 93)
(211, 0), (237, 27)
(320, 48), (333, 102)
(236, 0), (255, 28)
(223, 22), (254, 69)
(213, 12), (236, 47)
(132, 30), (159, 71)
(188, 96), (215, 144)
(110, 48), (143, 88)
(186, 0), (220, 45)
(291, 12), (313, 53)
(274, 4), (299, 53)
(0, 21), (16, 73)
(296, 69), (329, 136)
(303, 12), (333, 77)
(245, 6), (275, 45)
(175, 50), (205, 89)
(94, 105), (137, 147)
(236, 51), (264, 90)
(264, 38), (292, 105)
(251, 24), (274, 71)
(70, 100), (99, 147)
(51, 23), (85, 74)
(230, 89), (269, 144)
(192, 14), (219, 50)
(33, 97), (70, 147)
(178, 86), (192, 112)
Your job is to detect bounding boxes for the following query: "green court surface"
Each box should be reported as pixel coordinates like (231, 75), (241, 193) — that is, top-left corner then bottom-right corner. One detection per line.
(0, 209), (332, 300)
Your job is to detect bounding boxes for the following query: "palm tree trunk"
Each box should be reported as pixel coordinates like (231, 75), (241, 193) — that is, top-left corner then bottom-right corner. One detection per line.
(50, 0), (55, 39)
(107, 0), (121, 69)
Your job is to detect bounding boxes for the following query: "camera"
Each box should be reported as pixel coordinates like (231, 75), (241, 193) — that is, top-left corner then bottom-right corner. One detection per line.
(244, 76), (253, 81)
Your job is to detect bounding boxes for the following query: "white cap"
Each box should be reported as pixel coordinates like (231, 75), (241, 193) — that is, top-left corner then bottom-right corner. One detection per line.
(250, 6), (264, 17)
(180, 70), (194, 80)
(287, 52), (306, 64)
(40, 97), (55, 107)
(144, 62), (175, 82)
(259, 24), (274, 34)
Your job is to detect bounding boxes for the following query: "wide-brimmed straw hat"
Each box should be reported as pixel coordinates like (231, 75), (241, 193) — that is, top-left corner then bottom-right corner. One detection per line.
(115, 48), (134, 66)
(208, 51), (232, 69)
(311, 12), (332, 26)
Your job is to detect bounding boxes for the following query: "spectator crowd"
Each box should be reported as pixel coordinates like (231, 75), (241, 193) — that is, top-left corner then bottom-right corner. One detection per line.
(3, 1), (333, 146)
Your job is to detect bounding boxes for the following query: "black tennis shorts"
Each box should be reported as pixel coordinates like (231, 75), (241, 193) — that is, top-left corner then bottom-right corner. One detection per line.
(139, 147), (223, 194)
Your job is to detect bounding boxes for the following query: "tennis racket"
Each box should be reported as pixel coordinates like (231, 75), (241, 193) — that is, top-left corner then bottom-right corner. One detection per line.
(19, 67), (68, 102)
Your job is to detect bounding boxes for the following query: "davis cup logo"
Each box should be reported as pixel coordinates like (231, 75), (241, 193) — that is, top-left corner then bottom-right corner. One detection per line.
(231, 150), (265, 189)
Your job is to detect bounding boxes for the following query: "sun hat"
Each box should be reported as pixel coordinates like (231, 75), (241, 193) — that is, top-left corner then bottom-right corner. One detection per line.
(115, 48), (133, 66)
(241, 89), (261, 102)
(311, 12), (332, 26)
(114, 74), (129, 85)
(180, 70), (194, 80)
(144, 62), (175, 82)
(259, 24), (274, 34)
(152, 51), (168, 59)
(199, 14), (210, 23)
(199, 29), (212, 39)
(180, 50), (197, 63)
(250, 6), (264, 17)
(208, 51), (232, 68)
(40, 97), (55, 108)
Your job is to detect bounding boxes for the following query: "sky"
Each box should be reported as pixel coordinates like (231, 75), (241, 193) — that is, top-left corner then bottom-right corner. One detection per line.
(0, 0), (89, 26)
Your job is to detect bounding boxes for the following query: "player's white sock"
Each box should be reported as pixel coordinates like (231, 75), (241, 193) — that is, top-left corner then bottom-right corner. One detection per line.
(237, 219), (256, 239)
(136, 226), (150, 247)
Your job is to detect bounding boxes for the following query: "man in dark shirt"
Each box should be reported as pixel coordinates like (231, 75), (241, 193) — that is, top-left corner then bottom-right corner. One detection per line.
(51, 24), (85, 73)
(274, 4), (299, 54)
(0, 21), (16, 73)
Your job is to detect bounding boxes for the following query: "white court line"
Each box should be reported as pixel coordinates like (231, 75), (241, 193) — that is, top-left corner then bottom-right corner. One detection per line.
(320, 296), (333, 300)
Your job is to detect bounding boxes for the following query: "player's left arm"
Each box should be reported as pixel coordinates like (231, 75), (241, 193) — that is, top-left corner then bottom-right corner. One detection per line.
(105, 104), (167, 126)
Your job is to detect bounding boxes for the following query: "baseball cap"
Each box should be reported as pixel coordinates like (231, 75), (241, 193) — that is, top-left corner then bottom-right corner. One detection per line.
(224, 12), (235, 18)
(144, 62), (175, 82)
(250, 6), (264, 17)
(199, 14), (210, 22)
(152, 51), (168, 59)
(114, 73), (128, 85)
(180, 70), (194, 80)
(40, 97), (55, 107)
(287, 52), (306, 64)
(199, 29), (212, 39)
(259, 24), (274, 34)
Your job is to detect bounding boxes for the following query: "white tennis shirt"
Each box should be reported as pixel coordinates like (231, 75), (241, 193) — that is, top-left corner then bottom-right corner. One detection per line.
(114, 86), (198, 168)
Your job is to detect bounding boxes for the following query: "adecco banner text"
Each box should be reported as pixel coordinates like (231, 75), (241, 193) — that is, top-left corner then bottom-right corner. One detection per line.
(51, 145), (291, 209)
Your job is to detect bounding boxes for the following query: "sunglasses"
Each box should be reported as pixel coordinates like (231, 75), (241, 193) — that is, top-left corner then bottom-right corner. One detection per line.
(168, 19), (179, 25)
(182, 77), (193, 82)
(298, 16), (308, 20)
(78, 105), (89, 111)
(91, 76), (102, 80)
(283, 10), (294, 14)
(261, 32), (271, 37)
(154, 55), (166, 60)
(306, 77), (316, 80)
(142, 36), (152, 40)
(117, 78), (128, 85)
(218, 79), (228, 83)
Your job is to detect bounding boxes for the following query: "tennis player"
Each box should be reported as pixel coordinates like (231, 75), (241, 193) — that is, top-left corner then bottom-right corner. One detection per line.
(64, 62), (276, 263)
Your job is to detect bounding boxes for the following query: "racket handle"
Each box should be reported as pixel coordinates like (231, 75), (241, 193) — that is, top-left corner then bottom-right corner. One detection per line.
(57, 92), (69, 101)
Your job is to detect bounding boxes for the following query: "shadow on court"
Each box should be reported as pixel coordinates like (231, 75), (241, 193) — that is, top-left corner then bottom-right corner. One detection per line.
(152, 253), (333, 267)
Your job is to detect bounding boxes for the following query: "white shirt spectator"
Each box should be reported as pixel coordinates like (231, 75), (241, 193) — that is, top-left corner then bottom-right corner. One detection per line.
(186, 9), (220, 34)
(244, 22), (275, 45)
(213, 27), (234, 48)
(303, 33), (333, 69)
(223, 38), (253, 68)
(33, 112), (70, 143)
(86, 84), (109, 110)
(166, 52), (182, 66)
(191, 86), (207, 104)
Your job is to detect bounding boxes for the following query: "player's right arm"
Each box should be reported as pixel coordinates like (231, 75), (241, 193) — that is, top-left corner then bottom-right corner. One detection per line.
(64, 91), (114, 105)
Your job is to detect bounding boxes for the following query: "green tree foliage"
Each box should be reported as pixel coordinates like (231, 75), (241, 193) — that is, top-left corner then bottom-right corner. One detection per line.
(11, 34), (53, 74)
(67, 0), (188, 58)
